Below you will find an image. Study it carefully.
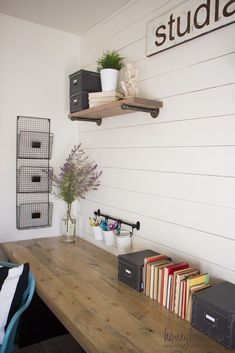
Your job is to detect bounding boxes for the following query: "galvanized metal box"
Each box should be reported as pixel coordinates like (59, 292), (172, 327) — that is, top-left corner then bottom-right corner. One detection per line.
(69, 69), (101, 112)
(192, 281), (235, 349)
(118, 250), (159, 291)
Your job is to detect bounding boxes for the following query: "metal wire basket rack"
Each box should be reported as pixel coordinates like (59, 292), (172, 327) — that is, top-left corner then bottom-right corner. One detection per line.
(16, 116), (53, 229)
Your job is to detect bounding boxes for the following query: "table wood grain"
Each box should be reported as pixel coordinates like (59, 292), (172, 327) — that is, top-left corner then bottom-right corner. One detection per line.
(1, 237), (232, 353)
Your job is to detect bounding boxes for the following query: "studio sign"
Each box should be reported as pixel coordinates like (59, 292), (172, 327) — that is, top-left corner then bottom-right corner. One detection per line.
(147, 0), (235, 56)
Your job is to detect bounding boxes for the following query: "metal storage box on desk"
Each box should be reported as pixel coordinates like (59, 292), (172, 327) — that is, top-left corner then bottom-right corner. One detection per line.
(69, 69), (101, 112)
(118, 249), (159, 291)
(192, 281), (235, 350)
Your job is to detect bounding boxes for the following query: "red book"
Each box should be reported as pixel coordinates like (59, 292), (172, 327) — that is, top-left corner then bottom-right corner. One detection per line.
(143, 254), (171, 294)
(157, 263), (173, 303)
(162, 262), (189, 307)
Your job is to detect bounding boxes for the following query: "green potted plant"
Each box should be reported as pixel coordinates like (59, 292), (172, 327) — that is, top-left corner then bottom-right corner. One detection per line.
(97, 50), (125, 91)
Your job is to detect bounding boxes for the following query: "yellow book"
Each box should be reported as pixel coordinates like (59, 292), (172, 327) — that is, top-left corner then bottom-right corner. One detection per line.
(185, 273), (209, 321)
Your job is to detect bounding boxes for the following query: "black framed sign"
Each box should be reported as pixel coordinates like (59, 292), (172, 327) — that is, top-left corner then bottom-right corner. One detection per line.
(147, 0), (235, 57)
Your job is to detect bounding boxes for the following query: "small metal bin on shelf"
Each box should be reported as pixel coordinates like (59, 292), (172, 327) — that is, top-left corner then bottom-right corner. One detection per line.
(70, 91), (91, 113)
(192, 281), (235, 350)
(69, 69), (101, 112)
(118, 249), (159, 291)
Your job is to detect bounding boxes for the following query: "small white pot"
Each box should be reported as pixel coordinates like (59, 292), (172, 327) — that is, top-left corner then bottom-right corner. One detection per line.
(115, 231), (132, 250)
(102, 230), (115, 246)
(91, 226), (103, 241)
(100, 69), (118, 91)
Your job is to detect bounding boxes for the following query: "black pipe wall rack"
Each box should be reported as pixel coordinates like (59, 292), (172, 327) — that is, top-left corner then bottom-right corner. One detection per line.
(94, 209), (140, 233)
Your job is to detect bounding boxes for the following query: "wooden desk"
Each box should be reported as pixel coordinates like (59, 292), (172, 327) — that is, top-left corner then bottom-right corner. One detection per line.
(1, 237), (231, 353)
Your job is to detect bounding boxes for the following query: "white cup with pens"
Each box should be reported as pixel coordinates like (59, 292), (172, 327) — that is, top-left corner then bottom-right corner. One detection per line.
(115, 230), (132, 250)
(100, 218), (116, 247)
(89, 217), (103, 241)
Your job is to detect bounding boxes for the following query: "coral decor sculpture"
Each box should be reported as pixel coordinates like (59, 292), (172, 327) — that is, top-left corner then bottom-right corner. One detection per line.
(121, 62), (139, 97)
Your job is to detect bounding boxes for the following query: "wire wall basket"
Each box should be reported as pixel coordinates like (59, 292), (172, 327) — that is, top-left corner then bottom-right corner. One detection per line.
(17, 131), (53, 159)
(16, 194), (53, 229)
(16, 116), (53, 229)
(17, 165), (53, 193)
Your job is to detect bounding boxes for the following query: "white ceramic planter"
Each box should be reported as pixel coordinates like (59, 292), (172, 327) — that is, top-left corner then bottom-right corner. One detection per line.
(100, 69), (118, 91)
(115, 231), (132, 250)
(91, 226), (103, 241)
(102, 230), (115, 246)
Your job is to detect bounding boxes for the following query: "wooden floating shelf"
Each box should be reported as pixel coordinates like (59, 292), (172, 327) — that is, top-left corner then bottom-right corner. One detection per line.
(69, 97), (163, 126)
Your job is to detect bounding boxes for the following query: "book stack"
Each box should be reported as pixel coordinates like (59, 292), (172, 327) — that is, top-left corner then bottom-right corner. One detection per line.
(143, 254), (210, 322)
(88, 91), (124, 108)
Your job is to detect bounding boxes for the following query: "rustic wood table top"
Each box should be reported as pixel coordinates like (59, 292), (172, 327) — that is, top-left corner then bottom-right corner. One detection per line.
(1, 237), (232, 353)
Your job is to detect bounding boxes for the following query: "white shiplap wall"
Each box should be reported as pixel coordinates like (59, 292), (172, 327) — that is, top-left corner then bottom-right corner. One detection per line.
(77, 0), (235, 284)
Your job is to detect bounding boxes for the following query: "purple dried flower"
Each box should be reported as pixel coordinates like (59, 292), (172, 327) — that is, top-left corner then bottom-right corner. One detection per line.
(49, 144), (102, 205)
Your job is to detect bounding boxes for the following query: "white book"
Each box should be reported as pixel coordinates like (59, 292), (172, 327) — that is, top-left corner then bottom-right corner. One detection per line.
(88, 91), (123, 99)
(166, 275), (172, 310)
(89, 96), (120, 103)
(89, 102), (113, 108)
(178, 280), (184, 317)
(153, 266), (158, 301)
(149, 264), (157, 299)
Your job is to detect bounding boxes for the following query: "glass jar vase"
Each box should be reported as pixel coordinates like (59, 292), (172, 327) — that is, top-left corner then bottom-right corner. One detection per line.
(61, 203), (76, 243)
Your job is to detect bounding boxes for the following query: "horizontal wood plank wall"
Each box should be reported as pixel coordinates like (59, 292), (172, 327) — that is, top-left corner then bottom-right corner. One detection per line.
(78, 0), (235, 284)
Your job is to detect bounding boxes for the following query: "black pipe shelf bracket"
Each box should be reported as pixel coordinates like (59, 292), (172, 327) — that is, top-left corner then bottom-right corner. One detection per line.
(121, 103), (160, 118)
(94, 209), (140, 234)
(70, 116), (102, 126)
